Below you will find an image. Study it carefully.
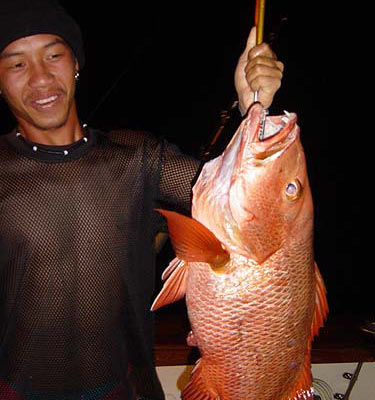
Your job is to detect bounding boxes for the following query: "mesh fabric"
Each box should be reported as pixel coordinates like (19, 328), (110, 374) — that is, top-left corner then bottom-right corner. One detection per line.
(0, 127), (199, 400)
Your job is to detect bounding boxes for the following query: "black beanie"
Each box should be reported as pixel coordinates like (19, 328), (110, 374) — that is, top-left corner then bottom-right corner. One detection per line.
(0, 0), (85, 69)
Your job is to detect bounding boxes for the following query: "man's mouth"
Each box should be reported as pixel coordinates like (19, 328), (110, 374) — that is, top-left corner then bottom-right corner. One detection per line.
(30, 93), (62, 109)
(35, 95), (58, 105)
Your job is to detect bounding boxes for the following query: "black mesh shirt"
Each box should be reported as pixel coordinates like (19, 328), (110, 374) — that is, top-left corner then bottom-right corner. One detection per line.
(0, 127), (200, 400)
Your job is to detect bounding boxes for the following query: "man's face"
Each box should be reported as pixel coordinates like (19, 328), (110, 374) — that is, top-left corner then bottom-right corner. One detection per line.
(0, 34), (78, 132)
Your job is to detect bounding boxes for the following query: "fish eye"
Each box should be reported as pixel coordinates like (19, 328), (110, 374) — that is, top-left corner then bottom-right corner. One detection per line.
(285, 179), (302, 200)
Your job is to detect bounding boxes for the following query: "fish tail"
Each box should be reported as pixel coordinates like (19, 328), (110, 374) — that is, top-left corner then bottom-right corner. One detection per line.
(182, 359), (219, 400)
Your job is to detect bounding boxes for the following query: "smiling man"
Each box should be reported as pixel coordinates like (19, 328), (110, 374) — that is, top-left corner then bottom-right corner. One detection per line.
(0, 0), (85, 146)
(0, 34), (81, 144)
(0, 34), (82, 139)
(0, 1), (284, 400)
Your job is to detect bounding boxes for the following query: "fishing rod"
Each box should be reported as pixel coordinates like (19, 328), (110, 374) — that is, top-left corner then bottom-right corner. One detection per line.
(198, 0), (288, 164)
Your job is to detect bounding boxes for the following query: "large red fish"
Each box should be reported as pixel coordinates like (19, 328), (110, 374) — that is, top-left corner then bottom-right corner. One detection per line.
(152, 103), (328, 400)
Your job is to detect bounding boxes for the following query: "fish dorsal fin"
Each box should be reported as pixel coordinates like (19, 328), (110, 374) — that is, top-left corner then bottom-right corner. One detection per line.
(311, 262), (329, 339)
(151, 258), (188, 311)
(280, 353), (314, 400)
(281, 263), (329, 400)
(155, 209), (230, 270)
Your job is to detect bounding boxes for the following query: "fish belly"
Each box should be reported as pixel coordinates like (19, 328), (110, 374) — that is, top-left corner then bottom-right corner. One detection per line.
(185, 252), (315, 400)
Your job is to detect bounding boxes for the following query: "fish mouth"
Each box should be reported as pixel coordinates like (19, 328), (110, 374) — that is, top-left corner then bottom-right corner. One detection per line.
(245, 103), (298, 160)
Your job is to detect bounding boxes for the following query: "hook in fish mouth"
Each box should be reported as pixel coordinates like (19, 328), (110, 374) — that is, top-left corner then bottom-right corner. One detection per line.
(261, 110), (296, 141)
(245, 105), (299, 160)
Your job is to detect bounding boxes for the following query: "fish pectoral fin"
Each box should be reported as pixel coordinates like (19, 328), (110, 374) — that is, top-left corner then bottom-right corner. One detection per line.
(151, 258), (187, 311)
(182, 359), (219, 400)
(155, 209), (230, 270)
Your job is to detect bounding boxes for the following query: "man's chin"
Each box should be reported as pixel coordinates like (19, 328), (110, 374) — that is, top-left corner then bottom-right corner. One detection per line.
(34, 119), (69, 132)
(20, 111), (72, 133)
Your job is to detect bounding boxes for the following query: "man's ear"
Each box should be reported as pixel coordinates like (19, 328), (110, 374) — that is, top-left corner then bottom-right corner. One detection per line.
(74, 57), (79, 72)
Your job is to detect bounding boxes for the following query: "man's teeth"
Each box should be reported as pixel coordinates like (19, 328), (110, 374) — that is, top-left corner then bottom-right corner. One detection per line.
(35, 95), (58, 104)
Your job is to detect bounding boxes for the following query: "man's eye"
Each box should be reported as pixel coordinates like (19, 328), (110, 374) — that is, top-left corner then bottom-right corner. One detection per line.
(49, 53), (62, 60)
(12, 62), (25, 69)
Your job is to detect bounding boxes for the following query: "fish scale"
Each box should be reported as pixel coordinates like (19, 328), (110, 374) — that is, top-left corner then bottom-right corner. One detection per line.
(152, 103), (328, 400)
(184, 250), (313, 399)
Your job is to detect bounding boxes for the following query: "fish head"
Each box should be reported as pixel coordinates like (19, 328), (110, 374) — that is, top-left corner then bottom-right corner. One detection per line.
(192, 103), (313, 264)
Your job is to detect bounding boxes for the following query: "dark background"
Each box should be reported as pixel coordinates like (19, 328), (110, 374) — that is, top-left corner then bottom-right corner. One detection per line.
(0, 2), (362, 315)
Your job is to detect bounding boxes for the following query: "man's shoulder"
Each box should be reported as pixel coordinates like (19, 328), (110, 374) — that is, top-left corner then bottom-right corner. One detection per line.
(98, 128), (161, 149)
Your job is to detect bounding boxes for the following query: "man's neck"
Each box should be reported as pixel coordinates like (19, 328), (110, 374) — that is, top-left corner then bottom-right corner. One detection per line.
(16, 108), (83, 146)
(17, 123), (84, 146)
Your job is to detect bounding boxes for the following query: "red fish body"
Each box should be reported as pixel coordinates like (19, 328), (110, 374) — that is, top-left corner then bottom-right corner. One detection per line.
(152, 104), (328, 400)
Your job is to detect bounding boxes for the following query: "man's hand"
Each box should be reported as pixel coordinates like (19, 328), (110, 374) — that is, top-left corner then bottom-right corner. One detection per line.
(234, 26), (284, 114)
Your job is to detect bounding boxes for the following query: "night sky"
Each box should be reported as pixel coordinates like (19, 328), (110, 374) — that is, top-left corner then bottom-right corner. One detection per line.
(0, 2), (362, 315)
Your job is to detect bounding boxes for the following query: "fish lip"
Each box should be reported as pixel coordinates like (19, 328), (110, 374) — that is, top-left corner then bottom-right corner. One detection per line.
(246, 103), (298, 160)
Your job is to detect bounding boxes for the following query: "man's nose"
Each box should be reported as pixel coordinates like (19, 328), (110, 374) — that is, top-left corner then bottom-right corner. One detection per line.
(28, 62), (54, 88)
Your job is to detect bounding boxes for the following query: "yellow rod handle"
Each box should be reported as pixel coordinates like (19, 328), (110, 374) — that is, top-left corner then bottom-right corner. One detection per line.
(255, 0), (266, 45)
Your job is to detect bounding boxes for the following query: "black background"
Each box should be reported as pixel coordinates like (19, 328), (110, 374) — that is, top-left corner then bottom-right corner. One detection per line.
(0, 1), (362, 315)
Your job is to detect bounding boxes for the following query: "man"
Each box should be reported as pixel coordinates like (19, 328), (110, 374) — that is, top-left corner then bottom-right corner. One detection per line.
(0, 1), (284, 399)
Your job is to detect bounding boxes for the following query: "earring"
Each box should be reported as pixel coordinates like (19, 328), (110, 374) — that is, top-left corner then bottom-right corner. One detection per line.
(74, 71), (80, 81)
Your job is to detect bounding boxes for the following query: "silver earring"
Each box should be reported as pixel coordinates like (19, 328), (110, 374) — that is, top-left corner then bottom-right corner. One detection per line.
(74, 71), (80, 81)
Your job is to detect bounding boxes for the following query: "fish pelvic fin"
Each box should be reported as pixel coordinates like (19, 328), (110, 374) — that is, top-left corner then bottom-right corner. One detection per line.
(155, 209), (230, 271)
(182, 359), (219, 400)
(186, 330), (198, 347)
(151, 258), (187, 311)
(311, 262), (329, 339)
